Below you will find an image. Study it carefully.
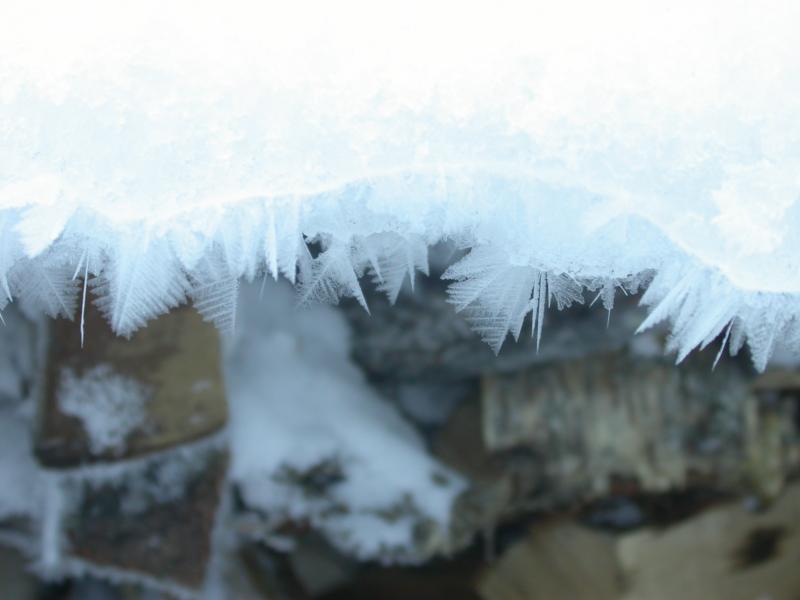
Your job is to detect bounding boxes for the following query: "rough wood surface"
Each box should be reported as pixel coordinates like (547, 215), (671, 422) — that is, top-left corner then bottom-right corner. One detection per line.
(481, 354), (799, 500)
(436, 353), (800, 551)
(65, 449), (228, 591)
(35, 303), (227, 467)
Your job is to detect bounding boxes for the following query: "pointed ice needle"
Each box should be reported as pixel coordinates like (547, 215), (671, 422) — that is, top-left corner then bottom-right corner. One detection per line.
(80, 258), (89, 348)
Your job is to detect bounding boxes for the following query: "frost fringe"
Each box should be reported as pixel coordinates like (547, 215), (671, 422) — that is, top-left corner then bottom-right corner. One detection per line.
(0, 200), (798, 371)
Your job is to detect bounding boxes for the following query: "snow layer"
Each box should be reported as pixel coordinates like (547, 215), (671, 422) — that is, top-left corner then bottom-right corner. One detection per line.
(1, 2), (799, 367)
(225, 282), (465, 561)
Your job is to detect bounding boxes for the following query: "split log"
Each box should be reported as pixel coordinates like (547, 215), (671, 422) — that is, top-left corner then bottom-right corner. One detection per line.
(35, 302), (227, 467)
(59, 446), (228, 597)
(31, 301), (230, 597)
(437, 353), (800, 550)
(481, 353), (799, 501)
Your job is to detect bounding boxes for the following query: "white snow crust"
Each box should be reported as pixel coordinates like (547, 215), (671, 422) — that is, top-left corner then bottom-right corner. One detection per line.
(1, 1), (799, 368)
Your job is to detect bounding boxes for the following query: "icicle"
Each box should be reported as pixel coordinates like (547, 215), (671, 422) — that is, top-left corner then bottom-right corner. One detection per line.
(258, 269), (268, 300)
(1, 278), (11, 305)
(71, 250), (86, 281)
(713, 320), (734, 370)
(532, 272), (546, 351)
(80, 257), (89, 348)
(264, 207), (279, 281)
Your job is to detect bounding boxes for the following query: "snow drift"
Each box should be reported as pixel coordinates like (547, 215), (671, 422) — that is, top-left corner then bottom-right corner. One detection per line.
(1, 1), (799, 368)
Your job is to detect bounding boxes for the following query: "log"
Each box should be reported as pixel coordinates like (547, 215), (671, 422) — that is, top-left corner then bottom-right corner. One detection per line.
(60, 446), (228, 596)
(35, 302), (227, 467)
(480, 353), (799, 500)
(436, 353), (800, 550)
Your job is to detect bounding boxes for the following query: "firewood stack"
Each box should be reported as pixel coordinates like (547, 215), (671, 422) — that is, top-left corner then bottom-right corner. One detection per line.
(34, 303), (229, 598)
(0, 281), (800, 599)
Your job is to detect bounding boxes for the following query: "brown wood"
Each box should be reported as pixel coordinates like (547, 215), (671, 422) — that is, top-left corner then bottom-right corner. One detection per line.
(35, 302), (227, 467)
(65, 450), (228, 591)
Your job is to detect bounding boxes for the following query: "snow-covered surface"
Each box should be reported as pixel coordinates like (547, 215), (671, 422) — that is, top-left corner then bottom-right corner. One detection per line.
(225, 282), (465, 561)
(58, 365), (151, 455)
(0, 2), (799, 368)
